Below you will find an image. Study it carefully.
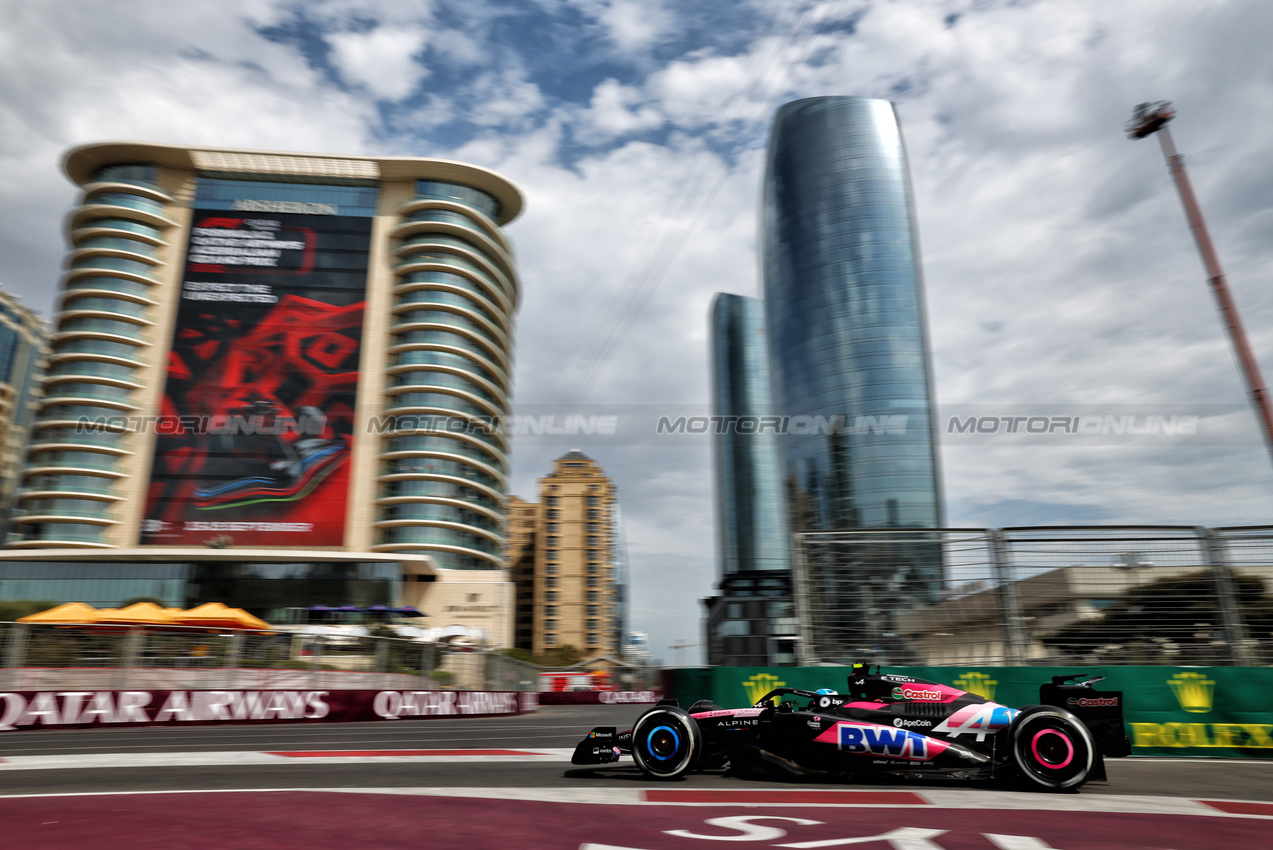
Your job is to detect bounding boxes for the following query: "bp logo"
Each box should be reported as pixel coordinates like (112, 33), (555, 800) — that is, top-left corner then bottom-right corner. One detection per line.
(1168, 671), (1215, 714)
(952, 672), (997, 701)
(742, 673), (786, 705)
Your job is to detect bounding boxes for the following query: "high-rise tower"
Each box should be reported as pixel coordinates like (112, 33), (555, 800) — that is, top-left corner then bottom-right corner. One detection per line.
(762, 96), (943, 539)
(761, 97), (944, 659)
(0, 288), (49, 540)
(705, 293), (796, 665)
(1, 142), (522, 641)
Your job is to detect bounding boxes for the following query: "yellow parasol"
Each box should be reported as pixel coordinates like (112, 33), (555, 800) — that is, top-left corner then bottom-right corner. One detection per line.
(17, 602), (100, 624)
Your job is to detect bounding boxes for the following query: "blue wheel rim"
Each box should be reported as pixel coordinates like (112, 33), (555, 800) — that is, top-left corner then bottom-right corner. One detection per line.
(646, 724), (680, 761)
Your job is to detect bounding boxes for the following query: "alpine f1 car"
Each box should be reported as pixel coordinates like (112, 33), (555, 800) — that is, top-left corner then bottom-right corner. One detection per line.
(572, 665), (1130, 791)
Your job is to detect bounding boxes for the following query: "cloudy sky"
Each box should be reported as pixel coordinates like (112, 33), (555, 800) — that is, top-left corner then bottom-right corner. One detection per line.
(3, 0), (1273, 663)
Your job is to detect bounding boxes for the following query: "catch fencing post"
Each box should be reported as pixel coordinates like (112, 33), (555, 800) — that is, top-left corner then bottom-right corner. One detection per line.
(1198, 527), (1255, 665)
(2, 623), (29, 689)
(224, 631), (244, 689)
(990, 530), (1028, 664)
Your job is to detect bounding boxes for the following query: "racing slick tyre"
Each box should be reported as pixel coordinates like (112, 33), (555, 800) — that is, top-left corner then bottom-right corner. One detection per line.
(1010, 706), (1096, 791)
(631, 705), (703, 780)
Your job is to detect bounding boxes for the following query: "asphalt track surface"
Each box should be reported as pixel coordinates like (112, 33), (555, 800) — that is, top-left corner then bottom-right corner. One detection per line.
(2, 704), (1272, 848)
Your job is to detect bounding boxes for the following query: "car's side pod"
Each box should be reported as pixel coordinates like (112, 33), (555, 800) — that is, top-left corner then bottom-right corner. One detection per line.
(1039, 674), (1132, 758)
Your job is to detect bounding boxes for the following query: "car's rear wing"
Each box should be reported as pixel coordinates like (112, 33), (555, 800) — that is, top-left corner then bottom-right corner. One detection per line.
(1040, 673), (1132, 758)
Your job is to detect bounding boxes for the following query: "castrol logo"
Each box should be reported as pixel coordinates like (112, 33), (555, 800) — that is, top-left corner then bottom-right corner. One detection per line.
(1066, 696), (1119, 708)
(892, 686), (943, 701)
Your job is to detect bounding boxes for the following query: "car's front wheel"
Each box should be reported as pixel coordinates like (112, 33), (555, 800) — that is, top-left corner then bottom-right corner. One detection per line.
(1010, 706), (1096, 791)
(631, 705), (702, 780)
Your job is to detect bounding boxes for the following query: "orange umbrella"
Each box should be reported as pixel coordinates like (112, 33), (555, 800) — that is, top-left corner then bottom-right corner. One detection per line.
(174, 603), (272, 632)
(93, 602), (178, 626)
(17, 602), (99, 624)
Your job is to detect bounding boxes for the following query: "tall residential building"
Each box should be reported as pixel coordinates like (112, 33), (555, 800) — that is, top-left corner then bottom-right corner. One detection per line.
(705, 293), (796, 666)
(0, 141), (523, 643)
(0, 289), (49, 540)
(508, 451), (625, 657)
(760, 97), (944, 661)
(505, 494), (540, 650)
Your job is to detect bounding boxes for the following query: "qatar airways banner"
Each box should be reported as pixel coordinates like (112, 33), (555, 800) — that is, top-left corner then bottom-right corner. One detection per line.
(140, 210), (372, 546)
(0, 689), (538, 732)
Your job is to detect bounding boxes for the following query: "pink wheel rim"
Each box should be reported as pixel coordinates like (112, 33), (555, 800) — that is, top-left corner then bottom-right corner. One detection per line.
(1031, 728), (1074, 769)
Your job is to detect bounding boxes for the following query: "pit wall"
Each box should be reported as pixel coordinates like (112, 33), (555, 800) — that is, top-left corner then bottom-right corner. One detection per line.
(661, 666), (1271, 758)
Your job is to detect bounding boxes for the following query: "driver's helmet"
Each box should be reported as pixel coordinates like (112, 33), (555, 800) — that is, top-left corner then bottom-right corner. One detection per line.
(814, 688), (838, 695)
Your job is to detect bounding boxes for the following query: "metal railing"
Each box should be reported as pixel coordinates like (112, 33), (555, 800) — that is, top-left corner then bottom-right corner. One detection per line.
(793, 525), (1273, 667)
(0, 622), (543, 692)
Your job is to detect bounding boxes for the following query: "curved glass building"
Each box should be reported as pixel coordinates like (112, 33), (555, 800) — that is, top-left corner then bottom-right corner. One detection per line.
(706, 294), (796, 665)
(761, 96), (944, 655)
(762, 96), (943, 535)
(1, 142), (524, 643)
(711, 294), (790, 578)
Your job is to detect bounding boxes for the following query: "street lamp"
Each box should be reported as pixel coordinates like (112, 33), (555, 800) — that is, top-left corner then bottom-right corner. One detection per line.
(1127, 101), (1273, 468)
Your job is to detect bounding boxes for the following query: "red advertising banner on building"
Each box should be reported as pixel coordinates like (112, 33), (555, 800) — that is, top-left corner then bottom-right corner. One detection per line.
(142, 210), (372, 546)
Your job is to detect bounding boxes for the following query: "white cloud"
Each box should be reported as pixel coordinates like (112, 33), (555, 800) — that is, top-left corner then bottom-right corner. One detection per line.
(326, 25), (431, 101)
(585, 0), (674, 55)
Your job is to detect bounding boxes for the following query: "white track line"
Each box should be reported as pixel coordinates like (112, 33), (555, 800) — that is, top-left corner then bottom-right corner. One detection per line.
(0, 748), (578, 770)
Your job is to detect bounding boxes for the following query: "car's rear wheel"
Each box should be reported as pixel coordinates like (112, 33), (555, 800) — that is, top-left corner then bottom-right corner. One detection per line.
(631, 706), (702, 780)
(1010, 706), (1095, 791)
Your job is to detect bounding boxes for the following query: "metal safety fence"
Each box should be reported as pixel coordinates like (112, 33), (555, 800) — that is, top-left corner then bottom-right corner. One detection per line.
(793, 525), (1273, 667)
(0, 622), (544, 692)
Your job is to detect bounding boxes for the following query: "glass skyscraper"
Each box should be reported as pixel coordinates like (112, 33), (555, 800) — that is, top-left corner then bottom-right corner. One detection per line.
(762, 96), (943, 537)
(706, 294), (797, 665)
(761, 97), (944, 659)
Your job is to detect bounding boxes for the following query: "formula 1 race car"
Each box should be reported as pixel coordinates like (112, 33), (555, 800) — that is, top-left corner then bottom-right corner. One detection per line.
(571, 665), (1130, 791)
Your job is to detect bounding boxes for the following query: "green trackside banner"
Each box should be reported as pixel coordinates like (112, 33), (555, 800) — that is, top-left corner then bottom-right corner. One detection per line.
(661, 666), (1273, 758)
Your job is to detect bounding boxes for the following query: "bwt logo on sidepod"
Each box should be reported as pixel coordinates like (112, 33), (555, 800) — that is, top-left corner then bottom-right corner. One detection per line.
(816, 722), (945, 760)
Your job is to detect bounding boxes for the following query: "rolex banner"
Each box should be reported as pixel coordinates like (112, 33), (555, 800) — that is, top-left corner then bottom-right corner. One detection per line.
(662, 666), (1273, 758)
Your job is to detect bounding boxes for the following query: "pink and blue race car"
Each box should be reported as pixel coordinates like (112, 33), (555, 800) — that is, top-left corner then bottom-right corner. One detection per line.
(572, 664), (1130, 791)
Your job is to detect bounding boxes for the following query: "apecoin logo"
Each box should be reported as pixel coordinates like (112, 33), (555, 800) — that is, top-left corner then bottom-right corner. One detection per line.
(893, 717), (931, 728)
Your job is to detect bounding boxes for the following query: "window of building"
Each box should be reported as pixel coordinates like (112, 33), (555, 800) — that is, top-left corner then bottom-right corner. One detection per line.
(586, 563), (598, 575)
(545, 619), (556, 630)
(544, 635), (556, 646)
(587, 576), (598, 588)
(587, 549), (599, 561)
(546, 563), (557, 574)
(587, 591), (598, 602)
(587, 523), (598, 533)
(546, 577), (557, 588)
(546, 591), (557, 602)
(586, 509), (599, 519)
(586, 633), (597, 646)
(547, 496), (559, 506)
(587, 496), (599, 506)
(547, 524), (559, 533)
(544, 605), (556, 616)
(587, 536), (598, 545)
(546, 509), (559, 519)
(587, 605), (598, 616)
(586, 619), (597, 630)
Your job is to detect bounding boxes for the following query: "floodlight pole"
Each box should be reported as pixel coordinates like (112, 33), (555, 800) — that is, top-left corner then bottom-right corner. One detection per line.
(1128, 102), (1273, 467)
